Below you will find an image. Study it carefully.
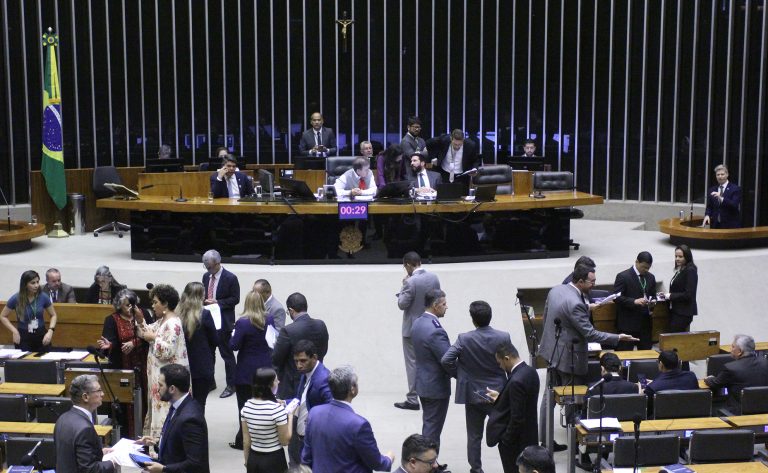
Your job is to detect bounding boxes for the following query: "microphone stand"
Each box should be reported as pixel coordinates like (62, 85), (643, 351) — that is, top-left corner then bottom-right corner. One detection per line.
(0, 183), (12, 231)
(91, 349), (122, 441)
(633, 416), (641, 473)
(140, 183), (187, 202)
(592, 381), (605, 473)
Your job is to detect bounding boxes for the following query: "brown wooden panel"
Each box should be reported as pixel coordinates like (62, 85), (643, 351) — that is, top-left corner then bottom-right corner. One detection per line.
(659, 217), (768, 240)
(512, 170), (533, 196)
(31, 167), (143, 232)
(0, 222), (46, 243)
(658, 331), (721, 362)
(64, 367), (135, 403)
(0, 301), (113, 348)
(137, 170), (252, 198)
(293, 170), (327, 192)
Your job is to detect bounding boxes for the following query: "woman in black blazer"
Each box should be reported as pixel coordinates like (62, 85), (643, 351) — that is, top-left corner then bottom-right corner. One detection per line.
(177, 282), (218, 412)
(664, 244), (698, 333)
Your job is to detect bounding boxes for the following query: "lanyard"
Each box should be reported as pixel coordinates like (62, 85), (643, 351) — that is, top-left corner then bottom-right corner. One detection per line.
(638, 275), (647, 292)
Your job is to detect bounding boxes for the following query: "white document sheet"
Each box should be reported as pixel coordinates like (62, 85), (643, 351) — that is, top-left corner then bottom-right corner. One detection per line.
(204, 304), (222, 330)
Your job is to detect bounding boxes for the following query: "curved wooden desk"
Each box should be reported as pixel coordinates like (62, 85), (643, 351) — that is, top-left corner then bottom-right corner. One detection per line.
(0, 221), (46, 253)
(659, 216), (768, 249)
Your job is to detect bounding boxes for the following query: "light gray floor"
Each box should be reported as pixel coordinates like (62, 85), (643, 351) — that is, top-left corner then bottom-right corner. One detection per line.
(2, 218), (767, 472)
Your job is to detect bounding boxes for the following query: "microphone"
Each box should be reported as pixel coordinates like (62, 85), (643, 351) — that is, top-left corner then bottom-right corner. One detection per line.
(140, 183), (187, 202)
(632, 414), (643, 430)
(87, 345), (107, 358)
(20, 440), (42, 466)
(587, 373), (613, 392)
(146, 283), (154, 290)
(553, 318), (561, 327)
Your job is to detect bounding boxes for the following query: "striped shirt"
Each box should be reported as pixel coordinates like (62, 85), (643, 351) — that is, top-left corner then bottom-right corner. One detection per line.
(240, 399), (288, 453)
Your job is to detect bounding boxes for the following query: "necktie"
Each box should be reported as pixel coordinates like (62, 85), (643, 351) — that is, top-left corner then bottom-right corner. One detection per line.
(359, 177), (366, 190)
(159, 404), (176, 457)
(449, 149), (456, 183)
(207, 275), (215, 300)
(419, 173), (426, 188)
(297, 375), (308, 399)
(51, 290), (57, 303)
(718, 185), (724, 196)
(316, 131), (322, 146)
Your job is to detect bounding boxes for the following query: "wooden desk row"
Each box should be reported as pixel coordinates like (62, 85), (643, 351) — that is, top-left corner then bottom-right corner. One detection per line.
(0, 420), (111, 441)
(606, 462), (768, 472)
(0, 302), (113, 348)
(552, 377), (712, 405)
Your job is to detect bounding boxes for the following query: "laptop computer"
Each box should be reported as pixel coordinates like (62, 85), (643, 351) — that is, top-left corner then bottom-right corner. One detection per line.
(436, 183), (464, 202)
(474, 185), (497, 202)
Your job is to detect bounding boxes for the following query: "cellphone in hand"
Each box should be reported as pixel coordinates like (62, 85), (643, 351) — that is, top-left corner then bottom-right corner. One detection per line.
(637, 374), (648, 389)
(474, 389), (493, 403)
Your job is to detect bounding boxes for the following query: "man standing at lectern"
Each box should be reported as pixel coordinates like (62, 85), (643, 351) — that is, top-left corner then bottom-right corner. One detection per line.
(299, 112), (338, 156)
(703, 164), (742, 229)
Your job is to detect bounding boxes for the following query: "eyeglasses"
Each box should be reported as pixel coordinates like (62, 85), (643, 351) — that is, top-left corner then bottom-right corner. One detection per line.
(86, 389), (104, 394)
(411, 456), (438, 466)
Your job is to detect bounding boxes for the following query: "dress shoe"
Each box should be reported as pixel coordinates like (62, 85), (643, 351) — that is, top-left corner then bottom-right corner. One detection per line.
(541, 441), (568, 452)
(393, 401), (420, 410)
(219, 385), (235, 398)
(229, 442), (243, 450)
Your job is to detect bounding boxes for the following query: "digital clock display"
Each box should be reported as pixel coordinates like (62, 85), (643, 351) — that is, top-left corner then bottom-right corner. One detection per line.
(338, 201), (369, 220)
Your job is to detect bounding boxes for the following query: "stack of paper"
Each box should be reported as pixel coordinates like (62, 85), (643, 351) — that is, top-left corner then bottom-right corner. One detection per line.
(0, 349), (29, 359)
(578, 417), (622, 431)
(39, 350), (89, 361)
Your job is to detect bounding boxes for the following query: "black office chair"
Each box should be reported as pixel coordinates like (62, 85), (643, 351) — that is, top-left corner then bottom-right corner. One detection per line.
(688, 429), (755, 463)
(471, 165), (514, 194)
(0, 394), (29, 422)
(586, 360), (602, 384)
(31, 396), (73, 422)
(325, 156), (357, 185)
(4, 437), (56, 469)
(626, 359), (660, 383)
(653, 389), (712, 419)
(586, 393), (647, 421)
(720, 386), (768, 416)
(93, 165), (131, 237)
(612, 434), (681, 467)
(531, 171), (581, 249)
(706, 353), (733, 377)
(4, 359), (59, 384)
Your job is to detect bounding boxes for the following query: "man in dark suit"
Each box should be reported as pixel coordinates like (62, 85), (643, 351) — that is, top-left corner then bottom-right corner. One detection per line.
(411, 288), (452, 447)
(396, 251), (441, 411)
(298, 112), (338, 156)
(441, 300), (510, 473)
(613, 251), (657, 350)
(408, 153), (442, 195)
(209, 154), (255, 198)
(486, 341), (540, 473)
(400, 116), (428, 179)
(272, 292), (330, 400)
(302, 365), (394, 472)
(427, 129), (481, 191)
(138, 364), (209, 473)
(201, 249), (240, 398)
(538, 265), (635, 450)
(705, 334), (768, 411)
(703, 164), (742, 229)
(42, 267), (77, 303)
(291, 339), (333, 467)
(253, 278), (287, 329)
(393, 434), (441, 473)
(587, 352), (637, 396)
(54, 374), (116, 473)
(643, 350), (699, 413)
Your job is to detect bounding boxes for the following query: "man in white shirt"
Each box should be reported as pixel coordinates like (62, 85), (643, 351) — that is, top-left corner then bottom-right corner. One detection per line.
(334, 157), (378, 197)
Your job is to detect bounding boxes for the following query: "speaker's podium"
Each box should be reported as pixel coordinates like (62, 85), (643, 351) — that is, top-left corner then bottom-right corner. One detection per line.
(658, 330), (721, 361)
(64, 367), (141, 440)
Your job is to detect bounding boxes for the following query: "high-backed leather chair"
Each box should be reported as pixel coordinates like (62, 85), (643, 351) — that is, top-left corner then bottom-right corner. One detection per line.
(613, 434), (680, 467)
(325, 156), (358, 185)
(472, 165), (513, 195)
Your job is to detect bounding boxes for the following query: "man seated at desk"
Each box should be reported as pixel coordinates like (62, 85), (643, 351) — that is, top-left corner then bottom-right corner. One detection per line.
(210, 154), (254, 199)
(642, 350), (698, 411)
(704, 334), (768, 411)
(408, 153), (442, 197)
(333, 157), (377, 197)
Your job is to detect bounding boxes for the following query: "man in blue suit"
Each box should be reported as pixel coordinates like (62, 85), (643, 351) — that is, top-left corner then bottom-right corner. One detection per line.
(209, 154), (255, 198)
(703, 164), (742, 229)
(302, 365), (394, 472)
(201, 249), (240, 398)
(290, 339), (333, 466)
(411, 288), (451, 448)
(442, 300), (511, 473)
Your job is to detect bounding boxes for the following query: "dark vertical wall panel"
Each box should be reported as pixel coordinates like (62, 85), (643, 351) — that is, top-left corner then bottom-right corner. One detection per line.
(2, 0), (767, 226)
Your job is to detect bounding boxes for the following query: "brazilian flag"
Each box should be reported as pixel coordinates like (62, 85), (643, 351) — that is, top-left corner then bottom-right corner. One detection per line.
(42, 28), (66, 209)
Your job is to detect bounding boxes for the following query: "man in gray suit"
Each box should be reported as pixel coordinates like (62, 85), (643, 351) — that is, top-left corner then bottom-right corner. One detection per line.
(442, 301), (510, 473)
(396, 251), (441, 410)
(42, 268), (77, 303)
(537, 264), (636, 449)
(411, 288), (452, 447)
(253, 279), (286, 329)
(54, 374), (115, 473)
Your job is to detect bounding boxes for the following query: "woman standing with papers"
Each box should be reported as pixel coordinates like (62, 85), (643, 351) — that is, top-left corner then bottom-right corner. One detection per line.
(664, 245), (698, 333)
(1, 270), (57, 351)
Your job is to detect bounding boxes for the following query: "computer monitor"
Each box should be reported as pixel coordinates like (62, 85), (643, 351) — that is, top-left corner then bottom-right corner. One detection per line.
(257, 169), (275, 194)
(376, 180), (413, 199)
(508, 158), (547, 172)
(144, 158), (184, 173)
(295, 158), (326, 170)
(279, 178), (315, 200)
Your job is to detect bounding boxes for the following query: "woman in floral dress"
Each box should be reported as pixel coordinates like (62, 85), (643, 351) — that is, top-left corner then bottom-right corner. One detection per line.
(136, 283), (189, 438)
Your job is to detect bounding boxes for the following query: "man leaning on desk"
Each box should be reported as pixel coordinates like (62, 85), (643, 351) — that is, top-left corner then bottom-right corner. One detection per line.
(209, 154), (255, 199)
